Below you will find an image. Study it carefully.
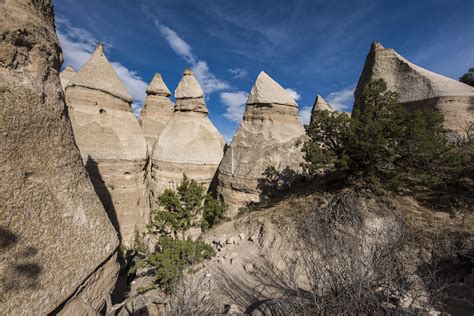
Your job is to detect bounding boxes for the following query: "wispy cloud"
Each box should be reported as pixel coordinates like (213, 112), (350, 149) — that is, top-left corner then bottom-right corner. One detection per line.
(326, 84), (356, 112)
(220, 91), (249, 123)
(153, 19), (229, 95)
(285, 88), (301, 101)
(228, 68), (248, 79)
(56, 17), (147, 117)
(299, 106), (312, 126)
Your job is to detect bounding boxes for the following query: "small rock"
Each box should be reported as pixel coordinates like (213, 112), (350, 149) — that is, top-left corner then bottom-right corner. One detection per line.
(244, 263), (255, 273)
(226, 236), (236, 244)
(239, 233), (245, 240)
(230, 257), (241, 265)
(248, 235), (256, 242)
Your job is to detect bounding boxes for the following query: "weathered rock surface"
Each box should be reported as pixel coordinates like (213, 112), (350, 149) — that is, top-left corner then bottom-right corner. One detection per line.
(140, 73), (174, 149)
(310, 94), (335, 124)
(217, 71), (306, 216)
(0, 1), (119, 314)
(59, 65), (76, 90)
(65, 44), (148, 245)
(354, 42), (474, 133)
(151, 69), (225, 198)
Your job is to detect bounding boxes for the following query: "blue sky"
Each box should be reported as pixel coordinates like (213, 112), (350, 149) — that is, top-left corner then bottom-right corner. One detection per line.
(54, 0), (474, 142)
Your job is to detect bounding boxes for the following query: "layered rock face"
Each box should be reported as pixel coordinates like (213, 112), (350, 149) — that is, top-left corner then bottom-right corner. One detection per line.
(59, 65), (76, 90)
(0, 1), (119, 314)
(151, 69), (225, 199)
(354, 42), (474, 133)
(217, 71), (306, 216)
(140, 73), (174, 149)
(65, 44), (148, 245)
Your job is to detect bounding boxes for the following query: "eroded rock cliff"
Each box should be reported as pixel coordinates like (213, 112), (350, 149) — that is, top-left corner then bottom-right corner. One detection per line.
(0, 0), (119, 314)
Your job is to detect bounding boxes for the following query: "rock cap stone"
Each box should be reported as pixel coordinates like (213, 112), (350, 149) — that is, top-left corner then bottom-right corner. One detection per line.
(67, 43), (133, 103)
(175, 68), (204, 99)
(311, 95), (334, 112)
(247, 71), (297, 107)
(146, 73), (171, 96)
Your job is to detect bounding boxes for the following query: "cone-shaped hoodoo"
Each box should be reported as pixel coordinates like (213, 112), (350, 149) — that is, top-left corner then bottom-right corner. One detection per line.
(150, 69), (225, 200)
(217, 71), (306, 216)
(59, 65), (76, 90)
(141, 73), (174, 149)
(354, 42), (474, 134)
(64, 43), (148, 246)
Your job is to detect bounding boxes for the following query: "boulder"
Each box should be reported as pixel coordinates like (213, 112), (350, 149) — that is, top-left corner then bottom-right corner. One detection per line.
(65, 43), (148, 246)
(354, 42), (474, 134)
(150, 69), (225, 198)
(140, 73), (174, 150)
(0, 1), (119, 314)
(217, 71), (306, 216)
(59, 65), (76, 90)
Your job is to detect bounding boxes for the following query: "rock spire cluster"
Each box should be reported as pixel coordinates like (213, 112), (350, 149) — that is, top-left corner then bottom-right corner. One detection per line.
(140, 73), (174, 149)
(0, 0), (119, 314)
(64, 43), (149, 246)
(150, 69), (225, 199)
(354, 42), (474, 133)
(217, 71), (306, 216)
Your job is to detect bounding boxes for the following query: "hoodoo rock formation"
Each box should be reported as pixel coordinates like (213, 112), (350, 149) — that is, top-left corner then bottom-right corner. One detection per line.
(0, 1), (119, 314)
(217, 71), (306, 216)
(150, 69), (225, 198)
(59, 65), (76, 90)
(64, 44), (148, 245)
(310, 95), (334, 124)
(354, 42), (474, 133)
(140, 73), (174, 149)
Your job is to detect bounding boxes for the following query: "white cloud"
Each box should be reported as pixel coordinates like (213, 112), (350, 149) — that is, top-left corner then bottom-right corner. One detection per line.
(229, 68), (248, 79)
(220, 91), (249, 123)
(56, 17), (148, 117)
(285, 88), (301, 101)
(299, 106), (312, 126)
(326, 84), (356, 111)
(153, 19), (229, 95)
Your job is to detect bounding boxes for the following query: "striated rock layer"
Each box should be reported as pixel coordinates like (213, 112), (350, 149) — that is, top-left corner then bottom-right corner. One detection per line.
(217, 71), (306, 216)
(151, 69), (225, 201)
(65, 44), (148, 245)
(141, 73), (174, 150)
(354, 42), (474, 133)
(0, 1), (119, 314)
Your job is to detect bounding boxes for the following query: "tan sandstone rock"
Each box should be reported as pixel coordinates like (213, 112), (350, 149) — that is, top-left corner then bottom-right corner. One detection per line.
(217, 71), (306, 216)
(140, 73), (174, 149)
(150, 69), (225, 199)
(59, 65), (76, 90)
(0, 1), (119, 314)
(354, 42), (474, 133)
(65, 43), (149, 246)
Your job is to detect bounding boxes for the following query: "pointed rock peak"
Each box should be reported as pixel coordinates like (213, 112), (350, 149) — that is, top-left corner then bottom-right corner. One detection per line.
(247, 71), (297, 107)
(146, 73), (171, 96)
(175, 68), (204, 99)
(67, 43), (132, 103)
(60, 65), (77, 90)
(63, 65), (76, 73)
(312, 95), (334, 112)
(370, 42), (385, 53)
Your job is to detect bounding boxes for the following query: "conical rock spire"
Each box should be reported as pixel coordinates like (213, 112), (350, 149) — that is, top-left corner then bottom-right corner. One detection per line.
(67, 43), (132, 102)
(354, 42), (474, 133)
(217, 71), (305, 216)
(60, 65), (76, 90)
(247, 71), (297, 106)
(312, 95), (334, 113)
(174, 69), (208, 113)
(141, 73), (174, 149)
(146, 73), (171, 96)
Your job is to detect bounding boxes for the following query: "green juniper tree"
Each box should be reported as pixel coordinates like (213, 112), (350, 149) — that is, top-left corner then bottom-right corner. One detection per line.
(459, 67), (474, 86)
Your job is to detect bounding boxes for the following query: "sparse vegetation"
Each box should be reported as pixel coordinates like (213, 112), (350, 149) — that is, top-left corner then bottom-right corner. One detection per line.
(201, 196), (229, 231)
(459, 67), (474, 86)
(303, 79), (458, 191)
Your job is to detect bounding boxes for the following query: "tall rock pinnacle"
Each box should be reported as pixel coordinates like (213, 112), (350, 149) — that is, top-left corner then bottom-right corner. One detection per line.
(217, 71), (306, 216)
(59, 65), (76, 90)
(141, 73), (174, 149)
(150, 69), (225, 199)
(354, 42), (474, 134)
(1, 0), (119, 314)
(64, 43), (148, 246)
